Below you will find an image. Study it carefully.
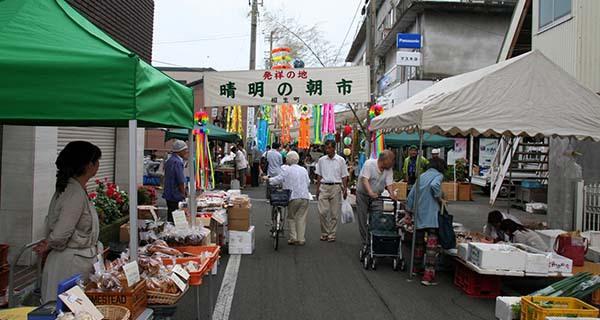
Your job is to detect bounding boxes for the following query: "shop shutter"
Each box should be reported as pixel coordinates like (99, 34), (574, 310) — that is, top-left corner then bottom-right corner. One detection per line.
(57, 127), (116, 191)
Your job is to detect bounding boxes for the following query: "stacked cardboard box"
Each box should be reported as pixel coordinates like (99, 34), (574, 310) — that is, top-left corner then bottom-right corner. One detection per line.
(228, 204), (251, 232)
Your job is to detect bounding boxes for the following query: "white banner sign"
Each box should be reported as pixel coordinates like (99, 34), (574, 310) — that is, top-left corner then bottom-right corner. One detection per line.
(396, 51), (422, 67)
(479, 138), (499, 167)
(204, 66), (370, 106)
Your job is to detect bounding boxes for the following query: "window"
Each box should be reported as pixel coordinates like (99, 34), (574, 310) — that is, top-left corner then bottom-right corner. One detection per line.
(539, 0), (572, 30)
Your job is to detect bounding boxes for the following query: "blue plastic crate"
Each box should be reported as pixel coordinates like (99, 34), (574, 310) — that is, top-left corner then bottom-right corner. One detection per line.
(521, 181), (542, 189)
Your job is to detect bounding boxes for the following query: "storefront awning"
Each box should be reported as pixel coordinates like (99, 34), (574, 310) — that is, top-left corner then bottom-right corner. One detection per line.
(165, 123), (241, 143)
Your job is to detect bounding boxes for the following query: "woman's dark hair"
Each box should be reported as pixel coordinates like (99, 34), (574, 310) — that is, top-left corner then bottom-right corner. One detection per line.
(499, 219), (527, 236)
(427, 158), (447, 174)
(487, 210), (504, 225)
(56, 141), (101, 194)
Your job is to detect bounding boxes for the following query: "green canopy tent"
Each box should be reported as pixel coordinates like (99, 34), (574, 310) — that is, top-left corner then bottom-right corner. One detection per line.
(165, 123), (241, 143)
(384, 132), (455, 148)
(0, 0), (194, 275)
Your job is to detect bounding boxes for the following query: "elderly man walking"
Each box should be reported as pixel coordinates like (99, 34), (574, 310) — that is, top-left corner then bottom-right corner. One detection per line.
(356, 150), (397, 250)
(316, 140), (349, 242)
(163, 140), (188, 222)
(264, 151), (311, 245)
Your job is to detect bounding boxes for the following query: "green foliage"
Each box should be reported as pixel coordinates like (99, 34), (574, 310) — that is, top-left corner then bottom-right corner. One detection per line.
(138, 185), (158, 205)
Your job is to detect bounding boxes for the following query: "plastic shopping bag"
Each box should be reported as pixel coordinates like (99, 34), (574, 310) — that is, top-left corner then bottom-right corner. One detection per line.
(341, 199), (354, 224)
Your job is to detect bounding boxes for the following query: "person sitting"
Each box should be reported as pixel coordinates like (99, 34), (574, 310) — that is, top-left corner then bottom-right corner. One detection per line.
(499, 219), (549, 251)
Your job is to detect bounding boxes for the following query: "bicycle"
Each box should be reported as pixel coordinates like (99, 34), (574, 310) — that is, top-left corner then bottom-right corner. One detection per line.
(269, 186), (291, 251)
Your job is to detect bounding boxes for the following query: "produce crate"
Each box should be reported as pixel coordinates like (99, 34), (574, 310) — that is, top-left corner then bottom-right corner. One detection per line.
(169, 246), (221, 285)
(520, 296), (599, 320)
(85, 279), (147, 319)
(391, 182), (407, 201)
(453, 261), (501, 298)
(0, 244), (8, 266)
(442, 182), (457, 201)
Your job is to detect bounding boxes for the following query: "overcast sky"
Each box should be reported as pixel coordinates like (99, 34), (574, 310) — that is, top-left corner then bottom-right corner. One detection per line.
(152, 0), (362, 71)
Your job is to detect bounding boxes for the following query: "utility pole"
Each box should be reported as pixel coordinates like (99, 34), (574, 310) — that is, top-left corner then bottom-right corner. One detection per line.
(268, 30), (275, 69)
(365, 0), (377, 157)
(249, 0), (259, 70)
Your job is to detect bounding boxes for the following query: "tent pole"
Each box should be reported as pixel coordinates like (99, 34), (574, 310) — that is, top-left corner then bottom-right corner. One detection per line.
(408, 127), (424, 281)
(469, 135), (474, 177)
(128, 120), (139, 261)
(189, 130), (197, 228)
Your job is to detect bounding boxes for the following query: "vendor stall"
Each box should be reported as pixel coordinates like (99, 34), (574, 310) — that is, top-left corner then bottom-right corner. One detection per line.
(371, 50), (600, 280)
(0, 0), (197, 317)
(164, 123), (241, 143)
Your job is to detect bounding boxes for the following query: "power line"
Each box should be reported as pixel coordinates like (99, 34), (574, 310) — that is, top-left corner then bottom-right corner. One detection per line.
(151, 59), (186, 67)
(334, 0), (363, 65)
(154, 34), (250, 45)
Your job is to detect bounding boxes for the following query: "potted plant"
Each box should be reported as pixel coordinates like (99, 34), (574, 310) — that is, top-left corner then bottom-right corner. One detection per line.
(90, 178), (129, 244)
(138, 185), (158, 205)
(455, 159), (472, 201)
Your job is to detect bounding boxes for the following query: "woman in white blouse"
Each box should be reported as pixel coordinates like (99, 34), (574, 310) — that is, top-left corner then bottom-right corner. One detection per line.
(264, 151), (311, 245)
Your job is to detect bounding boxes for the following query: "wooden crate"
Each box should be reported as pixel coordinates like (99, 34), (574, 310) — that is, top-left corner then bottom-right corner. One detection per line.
(458, 183), (472, 201)
(86, 279), (147, 319)
(391, 182), (408, 200)
(442, 182), (457, 201)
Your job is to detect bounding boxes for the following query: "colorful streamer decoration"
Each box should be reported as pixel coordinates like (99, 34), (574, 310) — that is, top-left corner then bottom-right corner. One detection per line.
(280, 104), (294, 145)
(194, 111), (214, 190)
(298, 105), (311, 149)
(343, 125), (353, 137)
(227, 105), (243, 138)
(257, 105), (271, 151)
(313, 104), (322, 145)
(272, 47), (292, 69)
(368, 104), (385, 159)
(321, 103), (336, 136)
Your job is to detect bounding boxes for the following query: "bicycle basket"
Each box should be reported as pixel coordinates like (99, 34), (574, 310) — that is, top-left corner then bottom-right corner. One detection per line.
(270, 189), (292, 207)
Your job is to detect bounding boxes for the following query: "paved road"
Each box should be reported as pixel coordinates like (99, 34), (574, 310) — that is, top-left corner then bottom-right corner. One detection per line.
(166, 184), (548, 320)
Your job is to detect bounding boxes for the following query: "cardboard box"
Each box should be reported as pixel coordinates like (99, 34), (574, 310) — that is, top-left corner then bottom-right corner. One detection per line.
(229, 226), (255, 254)
(468, 243), (527, 272)
(514, 244), (550, 275)
(228, 206), (251, 232)
(495, 296), (521, 320)
(119, 223), (130, 243)
(391, 182), (407, 201)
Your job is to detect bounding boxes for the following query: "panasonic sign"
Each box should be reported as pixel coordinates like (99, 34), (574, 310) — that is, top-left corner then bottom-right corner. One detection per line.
(396, 33), (422, 49)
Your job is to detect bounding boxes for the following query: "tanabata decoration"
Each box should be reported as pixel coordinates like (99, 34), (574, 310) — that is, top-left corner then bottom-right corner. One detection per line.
(227, 105), (243, 138)
(343, 125), (353, 137)
(280, 104), (294, 145)
(194, 111), (214, 190)
(293, 59), (305, 69)
(343, 148), (352, 156)
(343, 137), (352, 146)
(313, 104), (323, 144)
(272, 47), (292, 69)
(321, 103), (336, 136)
(257, 105), (271, 151)
(298, 105), (311, 149)
(368, 104), (385, 159)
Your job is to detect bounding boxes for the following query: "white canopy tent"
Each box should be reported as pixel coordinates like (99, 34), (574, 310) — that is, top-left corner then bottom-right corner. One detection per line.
(370, 50), (600, 279)
(371, 50), (600, 141)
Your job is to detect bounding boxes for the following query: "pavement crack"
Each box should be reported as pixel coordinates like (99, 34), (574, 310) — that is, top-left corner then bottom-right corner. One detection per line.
(358, 269), (397, 320)
(450, 296), (487, 320)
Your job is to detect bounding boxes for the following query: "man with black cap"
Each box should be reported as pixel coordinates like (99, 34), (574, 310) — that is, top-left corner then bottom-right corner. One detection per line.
(163, 140), (188, 222)
(403, 145), (429, 187)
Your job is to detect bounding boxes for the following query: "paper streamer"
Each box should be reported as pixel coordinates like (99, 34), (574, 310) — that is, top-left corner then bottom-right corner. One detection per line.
(313, 104), (322, 144)
(298, 118), (310, 149)
(322, 103), (336, 135)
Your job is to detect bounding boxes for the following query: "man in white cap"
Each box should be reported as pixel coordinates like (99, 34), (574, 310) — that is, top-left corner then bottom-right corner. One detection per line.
(431, 148), (440, 160)
(163, 140), (188, 222)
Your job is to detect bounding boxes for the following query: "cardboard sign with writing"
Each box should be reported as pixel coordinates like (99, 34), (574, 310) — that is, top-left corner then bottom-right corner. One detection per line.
(170, 273), (187, 292)
(122, 261), (141, 287)
(172, 210), (189, 231)
(59, 286), (103, 320)
(173, 265), (190, 280)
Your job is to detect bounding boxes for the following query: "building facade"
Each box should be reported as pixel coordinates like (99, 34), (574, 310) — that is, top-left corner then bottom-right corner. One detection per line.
(0, 1), (154, 262)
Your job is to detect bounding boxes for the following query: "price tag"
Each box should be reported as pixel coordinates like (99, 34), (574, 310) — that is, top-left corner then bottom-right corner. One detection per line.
(172, 210), (189, 231)
(59, 286), (103, 320)
(122, 261), (141, 287)
(173, 265), (190, 280)
(170, 273), (187, 292)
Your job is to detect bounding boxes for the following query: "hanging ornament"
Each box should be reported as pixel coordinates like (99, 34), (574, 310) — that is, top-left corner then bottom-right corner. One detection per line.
(292, 59), (305, 69)
(194, 123), (214, 190)
(369, 104), (384, 118)
(313, 104), (323, 145)
(195, 111), (209, 125)
(322, 103), (336, 135)
(343, 137), (352, 146)
(280, 104), (294, 145)
(343, 125), (353, 137)
(271, 47), (292, 69)
(343, 148), (352, 156)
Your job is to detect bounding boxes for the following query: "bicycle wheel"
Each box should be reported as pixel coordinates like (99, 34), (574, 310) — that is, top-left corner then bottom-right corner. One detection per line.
(273, 207), (281, 251)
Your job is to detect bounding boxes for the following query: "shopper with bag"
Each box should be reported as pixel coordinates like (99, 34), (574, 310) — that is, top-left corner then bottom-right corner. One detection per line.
(356, 150), (396, 247)
(264, 151), (311, 245)
(406, 158), (447, 286)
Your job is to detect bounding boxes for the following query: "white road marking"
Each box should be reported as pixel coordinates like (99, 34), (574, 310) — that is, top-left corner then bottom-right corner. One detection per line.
(212, 254), (242, 320)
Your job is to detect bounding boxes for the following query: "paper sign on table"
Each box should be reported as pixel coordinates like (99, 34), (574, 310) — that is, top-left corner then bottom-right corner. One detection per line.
(173, 265), (190, 280)
(170, 273), (187, 292)
(58, 286), (103, 320)
(172, 210), (189, 231)
(122, 261), (141, 287)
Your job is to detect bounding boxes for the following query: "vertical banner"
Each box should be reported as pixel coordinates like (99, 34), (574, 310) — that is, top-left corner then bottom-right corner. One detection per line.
(478, 138), (499, 175)
(447, 138), (467, 165)
(247, 106), (255, 140)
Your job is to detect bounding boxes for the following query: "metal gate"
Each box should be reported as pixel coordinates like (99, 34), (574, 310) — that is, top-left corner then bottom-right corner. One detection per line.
(578, 182), (600, 231)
